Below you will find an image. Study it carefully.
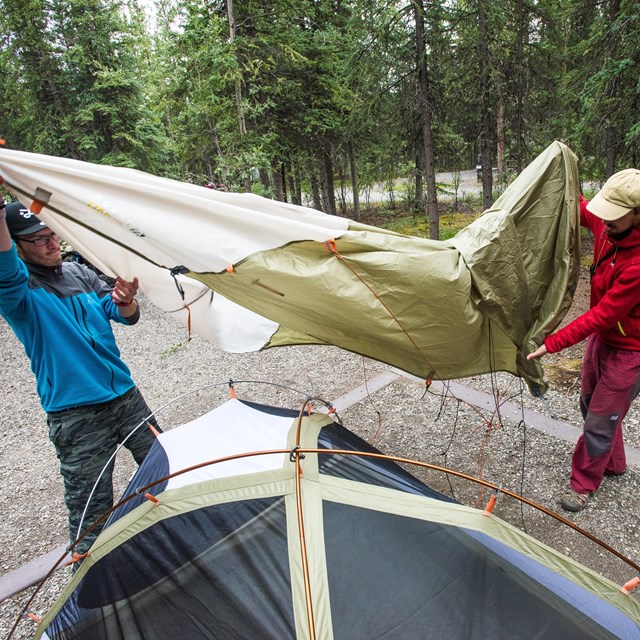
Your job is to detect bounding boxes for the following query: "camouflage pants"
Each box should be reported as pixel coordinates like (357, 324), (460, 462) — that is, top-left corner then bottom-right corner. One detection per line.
(47, 387), (159, 555)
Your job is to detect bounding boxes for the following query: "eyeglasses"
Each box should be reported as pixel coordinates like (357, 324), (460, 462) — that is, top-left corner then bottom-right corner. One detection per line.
(18, 232), (59, 247)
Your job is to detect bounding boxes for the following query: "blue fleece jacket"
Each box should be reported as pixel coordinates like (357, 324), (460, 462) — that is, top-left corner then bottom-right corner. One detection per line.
(0, 245), (138, 412)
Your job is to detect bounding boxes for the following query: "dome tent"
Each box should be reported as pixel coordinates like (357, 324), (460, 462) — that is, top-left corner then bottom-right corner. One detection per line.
(36, 398), (640, 639)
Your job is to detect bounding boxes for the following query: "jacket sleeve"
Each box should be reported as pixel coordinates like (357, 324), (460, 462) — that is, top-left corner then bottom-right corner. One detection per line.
(100, 293), (141, 325)
(0, 245), (31, 319)
(545, 261), (640, 352)
(579, 195), (600, 234)
(69, 262), (141, 326)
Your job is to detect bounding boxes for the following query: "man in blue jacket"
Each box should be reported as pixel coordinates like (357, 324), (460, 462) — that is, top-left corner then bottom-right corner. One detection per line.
(0, 197), (158, 562)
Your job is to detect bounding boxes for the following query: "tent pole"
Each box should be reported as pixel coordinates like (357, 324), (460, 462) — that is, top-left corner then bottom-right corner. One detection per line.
(294, 401), (317, 640)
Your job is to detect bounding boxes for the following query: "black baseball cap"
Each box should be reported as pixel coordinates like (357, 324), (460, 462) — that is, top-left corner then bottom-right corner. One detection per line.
(5, 201), (48, 237)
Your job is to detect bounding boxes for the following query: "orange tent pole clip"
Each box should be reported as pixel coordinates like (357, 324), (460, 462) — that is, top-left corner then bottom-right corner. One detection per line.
(147, 421), (161, 438)
(135, 486), (160, 506)
(620, 576), (640, 594)
(143, 492), (160, 505)
(483, 485), (502, 516)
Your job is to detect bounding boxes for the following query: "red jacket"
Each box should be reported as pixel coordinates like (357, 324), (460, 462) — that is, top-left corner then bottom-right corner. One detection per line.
(545, 196), (640, 353)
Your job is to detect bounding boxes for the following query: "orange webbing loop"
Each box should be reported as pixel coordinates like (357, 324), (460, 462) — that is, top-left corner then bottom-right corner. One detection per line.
(228, 379), (236, 399)
(186, 304), (192, 340)
(0, 138), (5, 145)
(26, 611), (41, 623)
(323, 239), (338, 255)
(621, 576), (640, 594)
(69, 551), (90, 566)
(30, 188), (51, 214)
(226, 265), (234, 273)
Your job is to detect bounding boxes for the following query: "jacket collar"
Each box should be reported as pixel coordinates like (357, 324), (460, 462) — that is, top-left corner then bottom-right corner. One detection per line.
(604, 223), (640, 249)
(24, 259), (64, 278)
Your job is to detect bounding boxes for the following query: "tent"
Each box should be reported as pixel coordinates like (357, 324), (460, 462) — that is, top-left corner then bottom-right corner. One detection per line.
(36, 398), (640, 639)
(0, 141), (580, 394)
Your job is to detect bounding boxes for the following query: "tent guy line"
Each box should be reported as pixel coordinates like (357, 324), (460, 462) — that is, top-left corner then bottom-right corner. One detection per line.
(2, 367), (638, 605)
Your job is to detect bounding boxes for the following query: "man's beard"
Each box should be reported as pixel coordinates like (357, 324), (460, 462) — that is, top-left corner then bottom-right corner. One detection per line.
(606, 226), (635, 241)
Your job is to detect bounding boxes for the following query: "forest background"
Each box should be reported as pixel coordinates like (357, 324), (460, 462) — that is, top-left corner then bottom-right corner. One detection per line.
(0, 0), (638, 240)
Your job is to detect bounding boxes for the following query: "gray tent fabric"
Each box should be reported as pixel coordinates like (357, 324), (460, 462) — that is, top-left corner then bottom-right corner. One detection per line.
(0, 141), (579, 393)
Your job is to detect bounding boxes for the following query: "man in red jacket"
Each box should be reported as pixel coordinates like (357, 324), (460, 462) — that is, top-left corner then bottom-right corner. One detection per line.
(528, 168), (640, 512)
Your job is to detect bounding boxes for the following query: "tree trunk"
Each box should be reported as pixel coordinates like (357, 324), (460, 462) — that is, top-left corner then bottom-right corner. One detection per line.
(258, 167), (271, 195)
(414, 146), (424, 214)
(294, 165), (303, 206)
(514, 0), (526, 173)
(226, 0), (247, 137)
(321, 150), (336, 215)
(271, 161), (284, 201)
(348, 142), (360, 222)
(478, 1), (493, 210)
(496, 94), (506, 180)
(310, 167), (322, 212)
(286, 161), (299, 205)
(604, 0), (621, 176)
(414, 0), (439, 240)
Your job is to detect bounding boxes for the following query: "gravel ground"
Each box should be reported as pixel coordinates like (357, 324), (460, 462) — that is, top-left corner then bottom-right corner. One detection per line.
(1, 271), (639, 638)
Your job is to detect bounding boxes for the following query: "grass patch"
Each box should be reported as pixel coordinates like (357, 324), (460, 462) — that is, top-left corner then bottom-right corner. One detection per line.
(357, 203), (484, 240)
(544, 359), (583, 391)
(161, 342), (186, 358)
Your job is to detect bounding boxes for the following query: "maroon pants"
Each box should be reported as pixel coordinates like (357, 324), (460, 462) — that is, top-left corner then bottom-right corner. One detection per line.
(571, 336), (640, 494)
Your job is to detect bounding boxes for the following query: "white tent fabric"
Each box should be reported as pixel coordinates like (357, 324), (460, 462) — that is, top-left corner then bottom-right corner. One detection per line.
(157, 398), (293, 490)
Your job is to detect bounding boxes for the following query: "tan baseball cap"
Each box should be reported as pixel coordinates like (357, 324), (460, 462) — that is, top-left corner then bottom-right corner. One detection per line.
(587, 168), (640, 221)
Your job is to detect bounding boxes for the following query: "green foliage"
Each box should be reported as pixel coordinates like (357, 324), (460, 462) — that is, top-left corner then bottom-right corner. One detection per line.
(564, 0), (640, 176)
(0, 0), (637, 197)
(0, 0), (168, 171)
(371, 208), (483, 241)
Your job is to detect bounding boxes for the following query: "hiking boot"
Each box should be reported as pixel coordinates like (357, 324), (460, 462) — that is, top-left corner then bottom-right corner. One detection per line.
(560, 489), (590, 512)
(604, 467), (627, 477)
